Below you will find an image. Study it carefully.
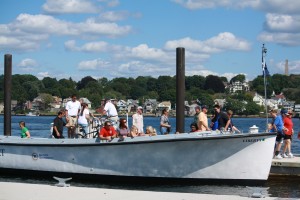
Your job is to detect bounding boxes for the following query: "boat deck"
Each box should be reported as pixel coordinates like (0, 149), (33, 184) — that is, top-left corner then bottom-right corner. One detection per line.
(271, 156), (300, 176)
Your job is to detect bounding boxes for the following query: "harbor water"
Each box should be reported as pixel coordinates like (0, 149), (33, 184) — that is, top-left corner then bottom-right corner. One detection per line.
(0, 115), (300, 198)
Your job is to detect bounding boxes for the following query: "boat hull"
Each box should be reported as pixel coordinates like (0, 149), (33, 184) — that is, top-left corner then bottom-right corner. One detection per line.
(0, 132), (276, 183)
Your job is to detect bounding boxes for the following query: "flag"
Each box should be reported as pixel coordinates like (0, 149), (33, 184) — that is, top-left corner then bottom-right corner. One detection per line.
(262, 61), (270, 77)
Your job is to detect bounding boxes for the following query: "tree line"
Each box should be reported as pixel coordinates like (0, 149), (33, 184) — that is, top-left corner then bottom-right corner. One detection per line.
(0, 73), (300, 115)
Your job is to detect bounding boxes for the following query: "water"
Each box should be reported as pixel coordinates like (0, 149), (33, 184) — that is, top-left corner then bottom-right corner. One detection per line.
(0, 115), (300, 198)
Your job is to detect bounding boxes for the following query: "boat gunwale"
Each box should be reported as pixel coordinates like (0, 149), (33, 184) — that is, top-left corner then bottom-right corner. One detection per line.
(0, 132), (277, 147)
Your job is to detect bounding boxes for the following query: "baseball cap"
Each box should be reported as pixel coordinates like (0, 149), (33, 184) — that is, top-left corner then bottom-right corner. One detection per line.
(201, 105), (208, 109)
(137, 106), (143, 110)
(280, 109), (288, 115)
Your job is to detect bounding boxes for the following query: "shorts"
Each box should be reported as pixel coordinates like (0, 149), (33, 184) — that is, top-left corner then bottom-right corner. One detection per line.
(67, 116), (77, 127)
(275, 132), (284, 143)
(284, 134), (292, 140)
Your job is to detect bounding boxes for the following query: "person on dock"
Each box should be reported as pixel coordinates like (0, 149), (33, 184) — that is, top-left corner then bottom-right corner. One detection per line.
(65, 94), (81, 138)
(132, 106), (144, 135)
(19, 121), (30, 138)
(160, 108), (171, 134)
(99, 121), (117, 141)
(198, 105), (210, 131)
(270, 109), (284, 159)
(102, 98), (119, 130)
(282, 110), (294, 158)
(52, 110), (66, 139)
(225, 110), (241, 133)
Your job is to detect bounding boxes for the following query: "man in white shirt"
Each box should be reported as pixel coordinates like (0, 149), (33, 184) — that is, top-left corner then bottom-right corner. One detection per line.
(65, 94), (81, 138)
(102, 99), (119, 129)
(132, 106), (144, 135)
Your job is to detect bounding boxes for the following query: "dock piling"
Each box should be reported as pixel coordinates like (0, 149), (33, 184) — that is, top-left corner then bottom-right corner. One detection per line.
(176, 47), (185, 133)
(4, 54), (12, 136)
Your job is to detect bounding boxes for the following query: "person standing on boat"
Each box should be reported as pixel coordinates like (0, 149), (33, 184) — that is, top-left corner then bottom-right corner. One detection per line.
(270, 109), (284, 159)
(102, 98), (119, 130)
(198, 105), (210, 131)
(160, 108), (171, 134)
(132, 106), (144, 135)
(225, 110), (241, 133)
(77, 103), (90, 137)
(65, 94), (81, 138)
(52, 110), (66, 139)
(194, 106), (201, 124)
(282, 110), (294, 158)
(19, 121), (30, 138)
(99, 121), (117, 141)
(211, 104), (229, 131)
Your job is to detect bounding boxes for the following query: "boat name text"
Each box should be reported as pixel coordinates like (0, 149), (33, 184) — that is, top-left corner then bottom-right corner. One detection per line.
(243, 138), (265, 143)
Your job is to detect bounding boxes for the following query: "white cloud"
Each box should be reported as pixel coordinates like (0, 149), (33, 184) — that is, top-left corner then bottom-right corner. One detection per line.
(78, 58), (110, 70)
(164, 33), (251, 53)
(37, 72), (51, 79)
(43, 0), (99, 14)
(18, 58), (38, 67)
(264, 13), (300, 32)
(98, 11), (129, 22)
(258, 32), (300, 46)
(277, 60), (300, 74)
(0, 13), (132, 52)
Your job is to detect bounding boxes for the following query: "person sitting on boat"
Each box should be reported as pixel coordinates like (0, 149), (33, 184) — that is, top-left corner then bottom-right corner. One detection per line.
(211, 104), (229, 131)
(52, 110), (66, 139)
(270, 109), (284, 159)
(102, 98), (119, 130)
(132, 106), (144, 135)
(189, 122), (200, 133)
(99, 121), (117, 141)
(19, 121), (30, 138)
(160, 108), (171, 134)
(198, 105), (210, 131)
(65, 94), (81, 138)
(129, 125), (139, 137)
(117, 118), (129, 138)
(145, 126), (157, 136)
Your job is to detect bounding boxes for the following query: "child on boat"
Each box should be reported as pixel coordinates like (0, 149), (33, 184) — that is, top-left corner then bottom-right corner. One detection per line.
(19, 121), (31, 138)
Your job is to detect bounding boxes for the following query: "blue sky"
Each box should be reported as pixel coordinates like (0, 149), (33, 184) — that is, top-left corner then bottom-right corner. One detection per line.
(1, 0), (300, 81)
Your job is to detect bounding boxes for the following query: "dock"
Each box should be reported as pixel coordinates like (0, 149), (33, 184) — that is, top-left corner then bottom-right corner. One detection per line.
(270, 156), (300, 176)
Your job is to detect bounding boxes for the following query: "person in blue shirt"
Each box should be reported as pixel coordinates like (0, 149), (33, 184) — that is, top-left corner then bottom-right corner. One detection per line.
(270, 109), (284, 159)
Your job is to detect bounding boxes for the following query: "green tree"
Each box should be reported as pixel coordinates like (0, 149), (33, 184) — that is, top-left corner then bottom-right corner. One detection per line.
(230, 74), (246, 84)
(204, 75), (225, 93)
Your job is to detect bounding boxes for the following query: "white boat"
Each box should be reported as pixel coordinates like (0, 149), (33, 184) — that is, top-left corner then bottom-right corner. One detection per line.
(26, 112), (39, 116)
(0, 131), (276, 184)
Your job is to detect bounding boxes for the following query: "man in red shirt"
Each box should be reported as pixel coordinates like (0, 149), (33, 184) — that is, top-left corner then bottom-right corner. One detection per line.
(99, 121), (117, 140)
(282, 110), (294, 158)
